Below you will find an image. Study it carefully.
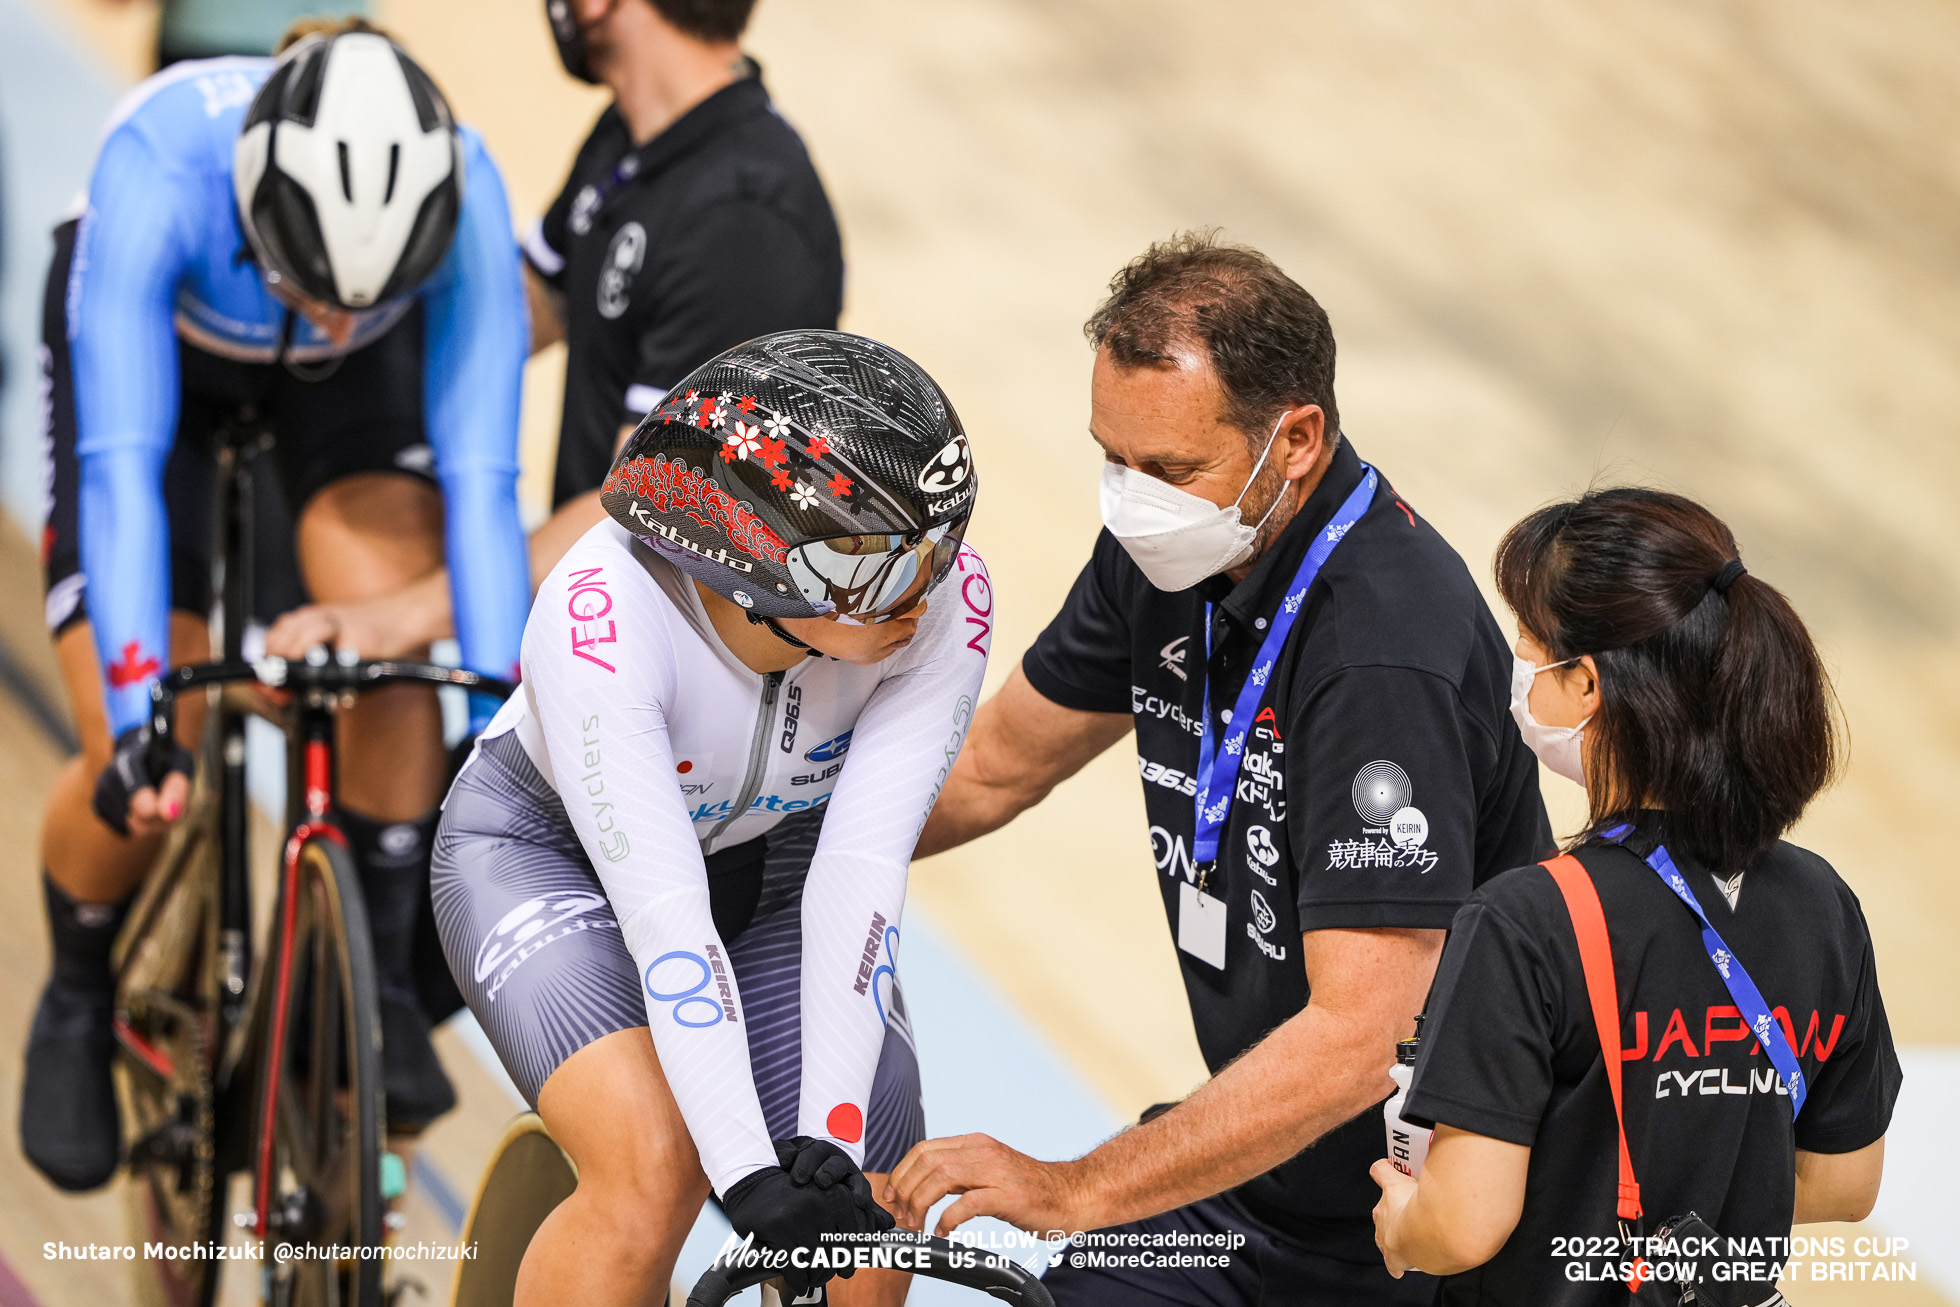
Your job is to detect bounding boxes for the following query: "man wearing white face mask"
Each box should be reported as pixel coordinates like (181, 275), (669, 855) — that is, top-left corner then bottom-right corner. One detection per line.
(892, 232), (1552, 1305)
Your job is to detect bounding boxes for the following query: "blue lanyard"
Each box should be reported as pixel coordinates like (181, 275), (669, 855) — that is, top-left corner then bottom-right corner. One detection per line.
(1193, 466), (1378, 872)
(1602, 825), (1807, 1117)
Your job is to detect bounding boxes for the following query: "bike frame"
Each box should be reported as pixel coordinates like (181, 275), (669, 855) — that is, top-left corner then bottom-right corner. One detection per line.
(121, 416), (512, 1257)
(147, 651), (513, 1239)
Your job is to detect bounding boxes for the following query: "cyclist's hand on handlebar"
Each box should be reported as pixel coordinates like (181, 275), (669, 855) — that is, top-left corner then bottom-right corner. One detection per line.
(886, 1133), (1080, 1238)
(92, 725), (194, 838)
(264, 603), (365, 662)
(776, 1135), (890, 1217)
(265, 586), (447, 663)
(722, 1138), (895, 1298)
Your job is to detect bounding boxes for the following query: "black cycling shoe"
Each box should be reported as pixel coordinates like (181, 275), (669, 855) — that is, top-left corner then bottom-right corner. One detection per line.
(20, 975), (122, 1191)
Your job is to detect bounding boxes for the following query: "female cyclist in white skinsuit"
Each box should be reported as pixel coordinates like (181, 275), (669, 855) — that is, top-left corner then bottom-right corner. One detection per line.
(433, 332), (988, 1306)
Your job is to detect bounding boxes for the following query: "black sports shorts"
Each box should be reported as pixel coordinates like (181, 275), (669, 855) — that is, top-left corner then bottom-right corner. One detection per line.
(39, 216), (437, 635)
(431, 731), (928, 1173)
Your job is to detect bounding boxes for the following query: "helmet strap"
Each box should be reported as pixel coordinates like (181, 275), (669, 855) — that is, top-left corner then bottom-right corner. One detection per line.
(746, 612), (821, 658)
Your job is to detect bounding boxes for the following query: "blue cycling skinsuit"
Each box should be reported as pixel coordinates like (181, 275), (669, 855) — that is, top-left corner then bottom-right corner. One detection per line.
(62, 57), (530, 727)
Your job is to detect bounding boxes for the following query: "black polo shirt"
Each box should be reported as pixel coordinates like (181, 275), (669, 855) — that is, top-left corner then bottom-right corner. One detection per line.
(1024, 439), (1552, 1257)
(1405, 825), (1901, 1306)
(525, 64), (843, 506)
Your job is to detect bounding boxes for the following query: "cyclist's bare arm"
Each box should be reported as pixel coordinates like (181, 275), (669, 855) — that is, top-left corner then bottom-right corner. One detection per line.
(264, 420), (635, 660)
(912, 667), (1130, 859)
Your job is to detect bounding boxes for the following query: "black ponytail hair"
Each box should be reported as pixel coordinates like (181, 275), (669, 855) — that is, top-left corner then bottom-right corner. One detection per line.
(1495, 487), (1839, 874)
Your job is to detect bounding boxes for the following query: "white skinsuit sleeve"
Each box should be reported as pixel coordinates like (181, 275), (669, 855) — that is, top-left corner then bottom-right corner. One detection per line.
(525, 548), (777, 1196)
(793, 548), (994, 1162)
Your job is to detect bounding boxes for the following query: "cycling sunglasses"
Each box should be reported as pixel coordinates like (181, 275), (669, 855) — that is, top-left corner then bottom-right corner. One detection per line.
(787, 520), (968, 624)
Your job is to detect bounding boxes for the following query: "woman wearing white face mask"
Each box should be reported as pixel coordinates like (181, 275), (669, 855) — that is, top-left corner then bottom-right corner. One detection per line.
(1507, 650), (1592, 786)
(1370, 488), (1900, 1307)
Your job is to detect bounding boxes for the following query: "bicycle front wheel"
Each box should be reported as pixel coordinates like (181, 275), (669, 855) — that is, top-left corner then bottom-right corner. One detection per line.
(254, 831), (384, 1307)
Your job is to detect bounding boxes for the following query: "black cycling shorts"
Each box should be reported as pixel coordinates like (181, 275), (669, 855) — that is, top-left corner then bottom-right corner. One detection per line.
(431, 732), (928, 1173)
(39, 216), (437, 635)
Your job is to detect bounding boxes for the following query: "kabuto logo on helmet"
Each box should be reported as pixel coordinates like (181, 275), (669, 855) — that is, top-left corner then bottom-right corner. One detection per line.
(603, 455), (788, 565)
(916, 433), (972, 495)
(601, 331), (981, 623)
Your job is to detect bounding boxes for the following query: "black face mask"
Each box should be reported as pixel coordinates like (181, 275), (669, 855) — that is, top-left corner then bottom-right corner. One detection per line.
(545, 0), (605, 84)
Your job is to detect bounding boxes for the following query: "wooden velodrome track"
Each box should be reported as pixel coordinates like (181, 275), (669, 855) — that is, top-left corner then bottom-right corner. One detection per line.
(1, 0), (1957, 1303)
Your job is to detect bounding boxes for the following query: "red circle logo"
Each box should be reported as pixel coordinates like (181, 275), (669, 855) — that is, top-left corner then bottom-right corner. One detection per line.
(826, 1102), (863, 1144)
(676, 760), (693, 774)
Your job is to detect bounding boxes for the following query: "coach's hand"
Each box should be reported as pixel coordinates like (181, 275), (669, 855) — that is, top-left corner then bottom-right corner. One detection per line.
(92, 724), (193, 837)
(886, 1133), (1081, 1236)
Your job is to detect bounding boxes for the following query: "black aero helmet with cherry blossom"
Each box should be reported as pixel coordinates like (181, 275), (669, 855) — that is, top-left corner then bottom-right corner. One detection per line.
(600, 330), (977, 622)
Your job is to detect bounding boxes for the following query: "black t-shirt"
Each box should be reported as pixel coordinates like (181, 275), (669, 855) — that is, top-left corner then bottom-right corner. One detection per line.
(527, 64), (843, 506)
(1024, 440), (1552, 1258)
(1404, 825), (1902, 1306)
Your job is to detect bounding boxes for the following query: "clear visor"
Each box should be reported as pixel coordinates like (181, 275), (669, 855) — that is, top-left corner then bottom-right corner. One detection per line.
(786, 521), (968, 623)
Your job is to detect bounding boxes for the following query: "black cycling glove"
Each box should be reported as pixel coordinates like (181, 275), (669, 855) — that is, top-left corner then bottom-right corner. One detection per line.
(721, 1137), (895, 1297)
(92, 725), (194, 837)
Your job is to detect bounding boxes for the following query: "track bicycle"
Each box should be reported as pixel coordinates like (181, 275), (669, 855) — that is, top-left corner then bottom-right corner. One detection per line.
(107, 415), (512, 1307)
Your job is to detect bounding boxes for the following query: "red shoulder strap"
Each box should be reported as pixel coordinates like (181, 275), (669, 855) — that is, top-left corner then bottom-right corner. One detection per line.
(1543, 854), (1643, 1222)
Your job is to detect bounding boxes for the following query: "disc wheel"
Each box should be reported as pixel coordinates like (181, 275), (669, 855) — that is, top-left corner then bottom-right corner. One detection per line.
(115, 817), (226, 1307)
(257, 834), (384, 1307)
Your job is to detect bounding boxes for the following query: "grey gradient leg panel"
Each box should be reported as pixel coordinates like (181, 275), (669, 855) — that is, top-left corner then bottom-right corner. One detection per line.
(431, 734), (646, 1106)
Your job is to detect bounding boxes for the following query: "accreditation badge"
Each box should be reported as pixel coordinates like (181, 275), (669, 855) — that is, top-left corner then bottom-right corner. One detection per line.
(1177, 879), (1228, 970)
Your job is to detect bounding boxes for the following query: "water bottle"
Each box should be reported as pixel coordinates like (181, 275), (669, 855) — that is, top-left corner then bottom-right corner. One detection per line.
(1383, 1018), (1431, 1178)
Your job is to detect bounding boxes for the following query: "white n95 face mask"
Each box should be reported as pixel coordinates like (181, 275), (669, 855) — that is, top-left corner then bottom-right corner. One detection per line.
(1099, 412), (1290, 592)
(1509, 654), (1591, 786)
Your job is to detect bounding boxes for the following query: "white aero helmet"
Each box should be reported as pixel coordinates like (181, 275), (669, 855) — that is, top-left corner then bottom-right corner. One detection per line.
(233, 30), (462, 311)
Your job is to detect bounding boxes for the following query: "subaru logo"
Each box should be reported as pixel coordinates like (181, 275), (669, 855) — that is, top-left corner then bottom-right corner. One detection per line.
(805, 731), (853, 762)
